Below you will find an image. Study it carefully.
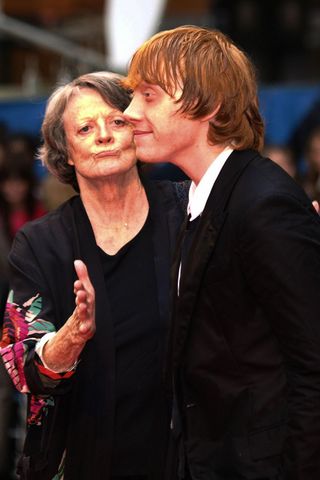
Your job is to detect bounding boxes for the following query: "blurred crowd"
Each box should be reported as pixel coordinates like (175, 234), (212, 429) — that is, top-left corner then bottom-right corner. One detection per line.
(0, 123), (74, 480)
(263, 99), (320, 202)
(0, 96), (320, 478)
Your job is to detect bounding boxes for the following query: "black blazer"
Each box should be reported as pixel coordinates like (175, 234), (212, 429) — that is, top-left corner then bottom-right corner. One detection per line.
(3, 180), (186, 480)
(168, 150), (320, 480)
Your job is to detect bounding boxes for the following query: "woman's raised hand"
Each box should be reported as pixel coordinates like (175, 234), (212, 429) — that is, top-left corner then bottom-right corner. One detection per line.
(73, 260), (96, 339)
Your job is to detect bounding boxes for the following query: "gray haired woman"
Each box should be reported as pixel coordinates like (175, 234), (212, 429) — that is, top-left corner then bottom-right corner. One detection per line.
(0, 72), (187, 480)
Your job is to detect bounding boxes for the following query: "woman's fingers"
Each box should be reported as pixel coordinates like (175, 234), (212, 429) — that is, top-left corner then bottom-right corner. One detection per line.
(72, 260), (96, 339)
(312, 201), (319, 213)
(74, 261), (95, 307)
(75, 289), (88, 304)
(74, 260), (94, 295)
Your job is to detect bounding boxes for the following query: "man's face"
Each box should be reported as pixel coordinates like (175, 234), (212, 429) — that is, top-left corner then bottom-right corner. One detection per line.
(124, 82), (203, 166)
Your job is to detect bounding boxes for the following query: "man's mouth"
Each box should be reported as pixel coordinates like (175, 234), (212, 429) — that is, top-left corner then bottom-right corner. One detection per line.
(133, 130), (152, 136)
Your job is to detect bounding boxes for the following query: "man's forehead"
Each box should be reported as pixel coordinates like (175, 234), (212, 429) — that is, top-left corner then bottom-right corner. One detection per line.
(133, 80), (183, 100)
(126, 55), (184, 94)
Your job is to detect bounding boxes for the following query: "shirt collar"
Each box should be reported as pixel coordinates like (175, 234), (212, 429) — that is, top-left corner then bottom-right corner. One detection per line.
(188, 147), (233, 220)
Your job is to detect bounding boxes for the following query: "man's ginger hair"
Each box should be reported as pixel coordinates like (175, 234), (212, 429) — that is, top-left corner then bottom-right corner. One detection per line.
(125, 26), (264, 152)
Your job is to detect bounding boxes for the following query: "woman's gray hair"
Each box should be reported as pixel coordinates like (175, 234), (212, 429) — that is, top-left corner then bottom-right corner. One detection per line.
(38, 72), (132, 192)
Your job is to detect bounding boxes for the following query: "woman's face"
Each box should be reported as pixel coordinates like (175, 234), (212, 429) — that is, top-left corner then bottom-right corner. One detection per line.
(63, 88), (136, 186)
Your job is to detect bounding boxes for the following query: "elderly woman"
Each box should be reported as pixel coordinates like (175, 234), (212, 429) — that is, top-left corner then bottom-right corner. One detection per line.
(0, 72), (187, 480)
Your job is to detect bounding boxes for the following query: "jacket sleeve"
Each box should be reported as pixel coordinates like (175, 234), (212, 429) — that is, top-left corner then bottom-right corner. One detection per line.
(0, 229), (75, 426)
(238, 192), (320, 478)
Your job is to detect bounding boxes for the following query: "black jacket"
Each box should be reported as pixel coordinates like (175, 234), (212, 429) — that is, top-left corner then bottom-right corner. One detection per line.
(168, 150), (320, 480)
(1, 179), (187, 480)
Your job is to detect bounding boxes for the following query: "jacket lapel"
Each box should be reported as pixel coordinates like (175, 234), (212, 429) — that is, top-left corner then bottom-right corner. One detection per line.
(145, 180), (186, 330)
(171, 150), (259, 368)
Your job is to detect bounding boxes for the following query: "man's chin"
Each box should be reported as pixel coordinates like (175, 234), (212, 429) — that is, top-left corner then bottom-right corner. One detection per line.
(136, 149), (164, 164)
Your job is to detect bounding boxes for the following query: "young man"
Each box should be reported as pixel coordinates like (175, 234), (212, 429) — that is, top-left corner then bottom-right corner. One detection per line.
(124, 26), (320, 480)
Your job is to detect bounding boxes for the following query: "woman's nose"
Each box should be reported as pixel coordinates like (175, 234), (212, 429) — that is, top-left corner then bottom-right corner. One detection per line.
(96, 124), (112, 144)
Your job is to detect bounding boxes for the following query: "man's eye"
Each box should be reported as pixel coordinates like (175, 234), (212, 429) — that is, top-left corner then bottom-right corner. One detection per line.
(142, 91), (155, 101)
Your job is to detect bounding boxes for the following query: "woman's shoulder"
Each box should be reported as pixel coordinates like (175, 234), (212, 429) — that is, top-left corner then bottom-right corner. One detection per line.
(17, 195), (80, 241)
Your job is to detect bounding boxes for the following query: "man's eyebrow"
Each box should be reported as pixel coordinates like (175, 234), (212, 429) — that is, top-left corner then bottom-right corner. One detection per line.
(136, 81), (149, 89)
(140, 82), (162, 92)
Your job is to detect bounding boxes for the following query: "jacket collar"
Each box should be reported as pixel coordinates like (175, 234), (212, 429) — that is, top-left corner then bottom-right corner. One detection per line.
(170, 150), (259, 369)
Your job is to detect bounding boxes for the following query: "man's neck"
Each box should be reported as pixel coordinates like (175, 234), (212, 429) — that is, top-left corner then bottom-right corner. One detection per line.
(175, 144), (228, 185)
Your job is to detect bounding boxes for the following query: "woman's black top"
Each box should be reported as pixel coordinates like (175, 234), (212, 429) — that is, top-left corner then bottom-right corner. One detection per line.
(98, 214), (163, 478)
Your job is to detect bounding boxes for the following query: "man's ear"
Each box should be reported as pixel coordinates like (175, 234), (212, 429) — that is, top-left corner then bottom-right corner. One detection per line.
(67, 157), (74, 166)
(200, 103), (221, 123)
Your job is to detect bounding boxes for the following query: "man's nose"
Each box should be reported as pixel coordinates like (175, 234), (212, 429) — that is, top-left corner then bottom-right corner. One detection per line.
(124, 97), (141, 122)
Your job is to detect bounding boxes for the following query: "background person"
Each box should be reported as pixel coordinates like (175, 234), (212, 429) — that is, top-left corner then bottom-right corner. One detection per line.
(0, 153), (46, 244)
(0, 146), (44, 479)
(0, 226), (14, 480)
(300, 125), (320, 203)
(263, 143), (297, 179)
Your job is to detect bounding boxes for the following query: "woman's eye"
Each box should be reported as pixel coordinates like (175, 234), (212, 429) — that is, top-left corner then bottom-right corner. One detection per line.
(79, 125), (90, 133)
(113, 119), (126, 126)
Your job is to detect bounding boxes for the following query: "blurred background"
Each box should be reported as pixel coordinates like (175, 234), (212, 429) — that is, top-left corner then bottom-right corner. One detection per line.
(0, 0), (320, 478)
(0, 0), (320, 167)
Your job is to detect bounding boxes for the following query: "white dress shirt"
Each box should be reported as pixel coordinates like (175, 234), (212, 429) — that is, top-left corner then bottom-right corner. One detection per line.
(177, 147), (233, 294)
(187, 147), (233, 220)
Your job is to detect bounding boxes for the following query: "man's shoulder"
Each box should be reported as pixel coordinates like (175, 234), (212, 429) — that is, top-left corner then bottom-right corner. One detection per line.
(227, 150), (298, 193)
(156, 179), (190, 207)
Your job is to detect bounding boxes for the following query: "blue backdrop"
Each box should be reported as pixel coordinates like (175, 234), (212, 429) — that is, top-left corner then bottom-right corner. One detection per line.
(1, 85), (320, 146)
